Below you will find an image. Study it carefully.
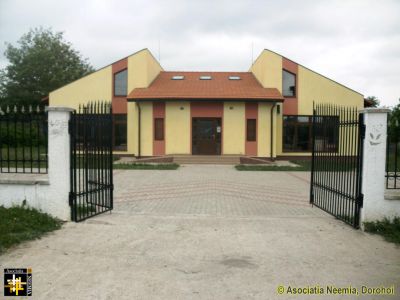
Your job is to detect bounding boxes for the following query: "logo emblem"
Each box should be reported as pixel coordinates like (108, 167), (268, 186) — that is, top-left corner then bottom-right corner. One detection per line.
(4, 268), (32, 297)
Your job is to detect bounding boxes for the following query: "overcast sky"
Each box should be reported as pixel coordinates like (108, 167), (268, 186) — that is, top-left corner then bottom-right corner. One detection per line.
(1, 0), (399, 106)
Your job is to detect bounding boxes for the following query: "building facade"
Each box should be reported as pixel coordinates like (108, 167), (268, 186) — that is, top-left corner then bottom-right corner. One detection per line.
(49, 48), (364, 159)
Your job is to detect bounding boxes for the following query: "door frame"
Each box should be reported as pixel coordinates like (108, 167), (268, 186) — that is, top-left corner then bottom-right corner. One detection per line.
(191, 117), (222, 155)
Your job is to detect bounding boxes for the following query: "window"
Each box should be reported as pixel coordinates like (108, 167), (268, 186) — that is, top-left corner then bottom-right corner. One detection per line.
(283, 115), (338, 152)
(199, 75), (212, 80)
(283, 70), (296, 97)
(283, 116), (311, 152)
(228, 76), (241, 80)
(154, 118), (164, 141)
(113, 114), (127, 150)
(171, 75), (184, 80)
(246, 119), (256, 141)
(114, 69), (127, 96)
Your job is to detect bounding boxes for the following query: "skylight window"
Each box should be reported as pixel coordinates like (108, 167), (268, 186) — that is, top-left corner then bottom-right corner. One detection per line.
(199, 75), (212, 80)
(229, 76), (241, 80)
(171, 75), (184, 80)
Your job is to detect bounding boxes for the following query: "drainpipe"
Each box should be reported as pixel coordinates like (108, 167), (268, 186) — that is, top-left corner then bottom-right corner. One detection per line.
(270, 102), (277, 161)
(137, 102), (141, 158)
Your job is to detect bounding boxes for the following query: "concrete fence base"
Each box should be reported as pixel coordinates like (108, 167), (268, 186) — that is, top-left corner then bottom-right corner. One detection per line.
(0, 107), (73, 221)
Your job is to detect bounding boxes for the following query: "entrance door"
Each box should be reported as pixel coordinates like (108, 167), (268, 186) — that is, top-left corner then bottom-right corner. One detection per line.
(192, 118), (221, 155)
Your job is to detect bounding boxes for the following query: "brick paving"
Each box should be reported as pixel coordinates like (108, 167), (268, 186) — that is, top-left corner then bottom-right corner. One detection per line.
(114, 165), (324, 218)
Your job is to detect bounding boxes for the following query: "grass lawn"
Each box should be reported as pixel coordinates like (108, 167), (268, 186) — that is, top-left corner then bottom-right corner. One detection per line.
(0, 205), (62, 254)
(113, 163), (180, 170)
(236, 160), (311, 171)
(364, 217), (400, 245)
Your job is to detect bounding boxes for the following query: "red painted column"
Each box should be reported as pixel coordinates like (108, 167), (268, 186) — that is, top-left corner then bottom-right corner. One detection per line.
(282, 58), (298, 115)
(153, 102), (165, 156)
(245, 102), (258, 156)
(112, 58), (128, 113)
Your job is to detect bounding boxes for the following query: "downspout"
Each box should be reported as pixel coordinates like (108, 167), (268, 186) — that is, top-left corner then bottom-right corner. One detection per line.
(270, 102), (277, 161)
(137, 102), (141, 158)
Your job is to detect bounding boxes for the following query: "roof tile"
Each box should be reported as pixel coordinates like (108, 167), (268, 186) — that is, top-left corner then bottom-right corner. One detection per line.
(128, 71), (283, 101)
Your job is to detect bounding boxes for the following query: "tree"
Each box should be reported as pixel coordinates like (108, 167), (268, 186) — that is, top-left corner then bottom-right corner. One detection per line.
(365, 96), (380, 108)
(0, 28), (94, 106)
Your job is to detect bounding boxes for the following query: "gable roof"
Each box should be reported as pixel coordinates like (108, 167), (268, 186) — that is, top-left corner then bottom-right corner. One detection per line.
(253, 49), (363, 96)
(128, 71), (283, 101)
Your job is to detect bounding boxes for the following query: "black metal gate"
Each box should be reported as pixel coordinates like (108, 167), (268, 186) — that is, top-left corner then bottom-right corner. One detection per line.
(310, 104), (364, 228)
(69, 102), (113, 222)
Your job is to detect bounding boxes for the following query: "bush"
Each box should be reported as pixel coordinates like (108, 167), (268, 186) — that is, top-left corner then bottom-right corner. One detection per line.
(364, 217), (400, 245)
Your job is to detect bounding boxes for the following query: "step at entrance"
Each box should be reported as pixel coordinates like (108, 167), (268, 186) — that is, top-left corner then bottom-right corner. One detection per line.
(173, 155), (240, 165)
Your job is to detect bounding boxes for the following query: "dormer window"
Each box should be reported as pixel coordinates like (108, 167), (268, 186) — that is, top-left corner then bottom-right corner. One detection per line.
(114, 69), (127, 96)
(172, 75), (184, 80)
(200, 75), (212, 80)
(229, 76), (241, 80)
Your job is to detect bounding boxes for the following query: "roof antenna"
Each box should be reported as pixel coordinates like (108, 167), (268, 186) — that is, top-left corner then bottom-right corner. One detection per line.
(158, 39), (161, 62)
(251, 42), (254, 65)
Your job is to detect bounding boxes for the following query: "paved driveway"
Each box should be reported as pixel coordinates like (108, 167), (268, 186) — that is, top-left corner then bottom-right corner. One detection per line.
(1, 165), (399, 299)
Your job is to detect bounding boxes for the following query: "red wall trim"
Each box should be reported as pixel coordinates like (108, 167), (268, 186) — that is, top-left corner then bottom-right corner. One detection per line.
(245, 102), (258, 156)
(153, 102), (165, 156)
(190, 102), (224, 154)
(112, 59), (128, 114)
(282, 58), (298, 115)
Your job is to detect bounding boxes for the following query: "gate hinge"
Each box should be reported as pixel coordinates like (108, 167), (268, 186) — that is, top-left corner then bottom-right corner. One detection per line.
(358, 193), (364, 208)
(68, 119), (72, 135)
(360, 123), (366, 140)
(68, 192), (74, 206)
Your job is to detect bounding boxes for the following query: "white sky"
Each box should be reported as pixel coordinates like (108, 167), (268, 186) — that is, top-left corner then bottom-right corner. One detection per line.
(0, 0), (399, 106)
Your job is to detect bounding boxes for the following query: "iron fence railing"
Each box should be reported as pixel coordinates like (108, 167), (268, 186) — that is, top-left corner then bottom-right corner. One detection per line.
(386, 122), (400, 189)
(0, 105), (48, 174)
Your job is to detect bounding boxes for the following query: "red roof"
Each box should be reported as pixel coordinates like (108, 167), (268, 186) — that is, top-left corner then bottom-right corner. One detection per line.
(128, 71), (283, 101)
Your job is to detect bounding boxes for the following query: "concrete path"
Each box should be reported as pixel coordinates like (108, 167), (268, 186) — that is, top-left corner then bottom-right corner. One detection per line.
(1, 165), (399, 299)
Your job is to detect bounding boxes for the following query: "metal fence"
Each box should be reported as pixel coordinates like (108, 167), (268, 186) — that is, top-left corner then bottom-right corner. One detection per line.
(386, 121), (400, 189)
(310, 104), (364, 228)
(0, 105), (48, 174)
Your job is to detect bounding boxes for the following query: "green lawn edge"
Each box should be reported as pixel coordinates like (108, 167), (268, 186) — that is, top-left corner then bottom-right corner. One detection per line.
(0, 205), (63, 254)
(364, 217), (400, 245)
(235, 160), (311, 171)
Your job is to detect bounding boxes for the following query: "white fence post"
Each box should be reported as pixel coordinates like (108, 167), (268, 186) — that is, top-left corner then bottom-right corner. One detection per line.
(44, 106), (74, 220)
(359, 108), (399, 228)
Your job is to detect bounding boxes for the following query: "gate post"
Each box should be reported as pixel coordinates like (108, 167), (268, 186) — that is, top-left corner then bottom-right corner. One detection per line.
(45, 107), (74, 220)
(359, 108), (390, 228)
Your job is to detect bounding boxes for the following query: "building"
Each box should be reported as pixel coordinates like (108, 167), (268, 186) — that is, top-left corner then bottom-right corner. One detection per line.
(49, 48), (363, 159)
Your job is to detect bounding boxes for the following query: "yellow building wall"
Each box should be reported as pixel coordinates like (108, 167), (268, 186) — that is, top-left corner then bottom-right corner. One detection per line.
(49, 66), (112, 109)
(126, 49), (162, 156)
(250, 50), (282, 92)
(127, 49), (163, 91)
(165, 101), (191, 154)
(297, 66), (364, 115)
(49, 48), (162, 156)
(223, 102), (245, 155)
(128, 49), (162, 155)
(139, 102), (153, 156)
